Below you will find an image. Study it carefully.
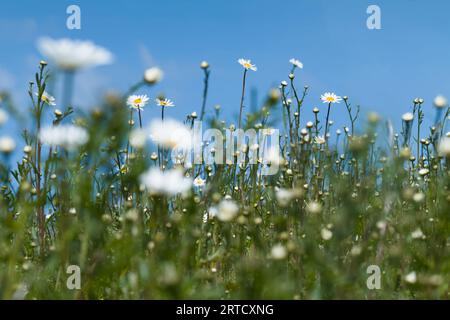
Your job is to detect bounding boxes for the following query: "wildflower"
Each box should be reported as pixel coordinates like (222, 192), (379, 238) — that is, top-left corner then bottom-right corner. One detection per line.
(144, 67), (163, 84)
(314, 136), (326, 145)
(0, 136), (16, 153)
(140, 168), (192, 196)
(412, 192), (425, 203)
(289, 58), (303, 69)
(39, 125), (89, 150)
(405, 271), (417, 284)
(129, 128), (147, 148)
(37, 37), (113, 70)
(418, 168), (429, 176)
(193, 177), (206, 188)
(127, 94), (149, 110)
(156, 98), (175, 107)
(433, 95), (447, 108)
(320, 92), (342, 104)
(275, 188), (302, 207)
(200, 61), (209, 69)
(411, 228), (425, 239)
(23, 145), (32, 154)
(306, 201), (322, 214)
(0, 109), (8, 125)
(368, 112), (380, 124)
(270, 244), (288, 260)
(216, 199), (239, 222)
(35, 91), (56, 106)
(402, 112), (414, 122)
(262, 146), (282, 167)
(437, 137), (450, 157)
(149, 118), (192, 150)
(321, 228), (333, 240)
(280, 80), (288, 87)
(69, 208), (77, 215)
(237, 58), (257, 71)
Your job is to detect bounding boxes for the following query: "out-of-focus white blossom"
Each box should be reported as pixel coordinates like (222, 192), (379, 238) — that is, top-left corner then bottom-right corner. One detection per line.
(39, 125), (89, 150)
(144, 67), (163, 84)
(149, 118), (192, 150)
(140, 168), (192, 196)
(37, 37), (113, 70)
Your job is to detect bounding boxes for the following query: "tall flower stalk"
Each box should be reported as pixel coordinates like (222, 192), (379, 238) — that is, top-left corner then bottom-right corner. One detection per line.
(199, 61), (210, 122)
(237, 59), (257, 129)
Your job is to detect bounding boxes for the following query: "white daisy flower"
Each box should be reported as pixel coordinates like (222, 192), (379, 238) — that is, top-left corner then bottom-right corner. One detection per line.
(405, 271), (417, 284)
(321, 228), (333, 240)
(238, 58), (257, 71)
(39, 125), (89, 150)
(129, 128), (147, 148)
(0, 136), (16, 153)
(275, 188), (302, 207)
(193, 177), (206, 187)
(437, 137), (450, 157)
(418, 168), (429, 176)
(433, 95), (447, 108)
(127, 94), (149, 110)
(216, 199), (239, 222)
(140, 168), (192, 196)
(402, 112), (414, 122)
(144, 67), (163, 84)
(314, 136), (326, 145)
(289, 58), (303, 69)
(270, 244), (288, 260)
(320, 92), (342, 104)
(156, 98), (175, 107)
(149, 118), (192, 150)
(37, 37), (113, 70)
(35, 91), (56, 106)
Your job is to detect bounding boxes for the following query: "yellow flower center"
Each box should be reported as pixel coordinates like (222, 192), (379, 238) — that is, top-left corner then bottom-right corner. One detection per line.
(134, 98), (142, 105)
(244, 63), (252, 69)
(326, 97), (335, 102)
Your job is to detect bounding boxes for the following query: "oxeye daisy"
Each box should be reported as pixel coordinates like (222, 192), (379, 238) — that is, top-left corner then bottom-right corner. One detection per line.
(156, 98), (175, 107)
(289, 58), (303, 69)
(320, 92), (342, 104)
(238, 58), (257, 71)
(314, 136), (326, 145)
(127, 94), (149, 111)
(36, 91), (56, 106)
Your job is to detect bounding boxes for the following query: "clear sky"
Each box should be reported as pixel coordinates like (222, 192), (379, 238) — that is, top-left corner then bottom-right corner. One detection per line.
(1, 0), (449, 132)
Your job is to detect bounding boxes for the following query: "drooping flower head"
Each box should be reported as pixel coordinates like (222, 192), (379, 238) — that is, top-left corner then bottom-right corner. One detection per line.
(127, 94), (149, 110)
(289, 58), (303, 69)
(156, 98), (175, 107)
(320, 92), (342, 104)
(238, 58), (257, 71)
(37, 37), (113, 71)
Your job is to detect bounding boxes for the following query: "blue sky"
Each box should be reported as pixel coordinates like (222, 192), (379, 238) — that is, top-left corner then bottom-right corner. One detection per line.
(1, 0), (449, 132)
